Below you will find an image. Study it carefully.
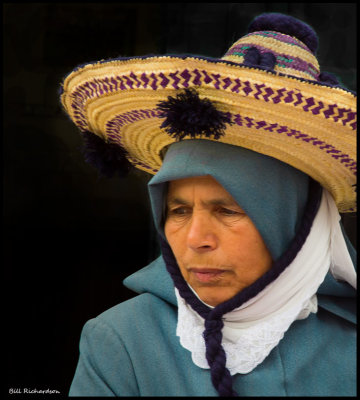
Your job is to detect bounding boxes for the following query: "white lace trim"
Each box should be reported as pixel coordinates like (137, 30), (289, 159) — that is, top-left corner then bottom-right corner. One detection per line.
(176, 289), (317, 375)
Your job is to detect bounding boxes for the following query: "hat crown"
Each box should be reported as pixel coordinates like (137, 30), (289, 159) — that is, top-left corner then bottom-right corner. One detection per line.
(222, 13), (320, 81)
(247, 13), (319, 53)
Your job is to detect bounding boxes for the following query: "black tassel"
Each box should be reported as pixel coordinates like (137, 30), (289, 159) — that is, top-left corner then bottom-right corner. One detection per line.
(80, 131), (132, 178)
(157, 88), (232, 140)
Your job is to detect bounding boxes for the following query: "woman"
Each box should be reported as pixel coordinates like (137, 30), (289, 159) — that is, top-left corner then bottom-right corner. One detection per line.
(60, 13), (356, 396)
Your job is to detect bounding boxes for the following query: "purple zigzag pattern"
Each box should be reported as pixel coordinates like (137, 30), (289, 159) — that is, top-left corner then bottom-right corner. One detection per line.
(110, 77), (118, 91)
(335, 107), (347, 122)
(242, 81), (253, 96)
(323, 104), (336, 119)
(192, 69), (202, 86)
(106, 109), (161, 174)
(231, 112), (356, 174)
(211, 73), (221, 90)
(254, 84), (266, 100)
(293, 92), (304, 107)
(101, 107), (356, 175)
(272, 88), (286, 104)
(141, 73), (149, 88)
(311, 101), (324, 115)
(150, 73), (158, 90)
(180, 69), (191, 88)
(124, 76), (134, 89)
(263, 87), (275, 102)
(334, 108), (356, 128)
(104, 77), (114, 92)
(169, 71), (180, 89)
(231, 78), (241, 93)
(284, 91), (294, 103)
(303, 97), (315, 112)
(69, 69), (356, 133)
(256, 121), (267, 129)
(201, 70), (213, 85)
(233, 114), (243, 125)
(106, 109), (161, 136)
(130, 72), (141, 88)
(83, 82), (95, 97)
(264, 123), (279, 132)
(222, 77), (232, 90)
(343, 111), (356, 125)
(159, 72), (170, 88)
(244, 117), (255, 128)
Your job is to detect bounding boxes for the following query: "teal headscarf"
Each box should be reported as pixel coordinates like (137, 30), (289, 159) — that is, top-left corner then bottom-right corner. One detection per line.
(148, 139), (310, 261)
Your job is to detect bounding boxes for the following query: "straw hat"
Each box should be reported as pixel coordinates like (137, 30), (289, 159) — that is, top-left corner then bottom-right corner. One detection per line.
(60, 13), (356, 213)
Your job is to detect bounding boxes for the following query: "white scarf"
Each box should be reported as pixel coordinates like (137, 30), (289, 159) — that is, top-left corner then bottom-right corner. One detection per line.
(175, 190), (356, 375)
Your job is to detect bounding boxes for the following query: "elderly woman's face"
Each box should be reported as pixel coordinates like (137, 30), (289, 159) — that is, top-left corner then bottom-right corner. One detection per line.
(164, 175), (272, 306)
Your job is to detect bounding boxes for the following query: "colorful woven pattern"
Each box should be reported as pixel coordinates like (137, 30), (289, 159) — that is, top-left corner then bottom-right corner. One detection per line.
(60, 18), (356, 214)
(67, 64), (355, 133)
(222, 31), (320, 81)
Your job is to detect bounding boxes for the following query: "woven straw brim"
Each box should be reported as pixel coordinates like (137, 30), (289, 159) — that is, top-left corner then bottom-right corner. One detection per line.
(61, 56), (357, 213)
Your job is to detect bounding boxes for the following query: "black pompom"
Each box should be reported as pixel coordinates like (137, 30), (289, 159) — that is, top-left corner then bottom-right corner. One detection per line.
(81, 131), (132, 178)
(243, 47), (276, 70)
(157, 88), (232, 140)
(248, 13), (319, 54)
(243, 47), (261, 66)
(260, 52), (277, 69)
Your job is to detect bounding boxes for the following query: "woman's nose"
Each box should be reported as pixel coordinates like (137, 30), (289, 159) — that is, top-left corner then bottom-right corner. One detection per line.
(186, 211), (217, 253)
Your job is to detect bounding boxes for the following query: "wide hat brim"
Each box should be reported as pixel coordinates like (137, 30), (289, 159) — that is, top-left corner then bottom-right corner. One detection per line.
(60, 55), (356, 213)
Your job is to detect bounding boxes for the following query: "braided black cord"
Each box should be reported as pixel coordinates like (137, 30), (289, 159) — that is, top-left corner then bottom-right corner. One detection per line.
(204, 318), (238, 396)
(159, 236), (211, 319)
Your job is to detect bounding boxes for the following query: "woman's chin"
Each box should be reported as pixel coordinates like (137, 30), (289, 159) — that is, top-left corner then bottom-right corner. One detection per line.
(196, 288), (233, 307)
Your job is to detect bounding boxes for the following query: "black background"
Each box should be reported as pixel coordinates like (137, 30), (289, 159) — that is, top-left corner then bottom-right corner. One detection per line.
(4, 3), (356, 396)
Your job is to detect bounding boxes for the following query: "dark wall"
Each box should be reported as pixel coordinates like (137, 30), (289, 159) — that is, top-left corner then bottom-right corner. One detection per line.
(4, 3), (356, 396)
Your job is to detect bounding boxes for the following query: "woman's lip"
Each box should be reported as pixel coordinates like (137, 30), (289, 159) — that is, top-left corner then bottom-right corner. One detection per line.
(189, 268), (227, 283)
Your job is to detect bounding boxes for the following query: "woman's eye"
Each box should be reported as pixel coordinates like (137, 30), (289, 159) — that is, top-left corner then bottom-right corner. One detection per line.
(168, 207), (190, 216)
(218, 207), (241, 216)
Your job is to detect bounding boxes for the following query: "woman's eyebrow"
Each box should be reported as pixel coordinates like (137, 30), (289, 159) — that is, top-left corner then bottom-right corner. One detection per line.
(206, 198), (239, 207)
(167, 197), (189, 206)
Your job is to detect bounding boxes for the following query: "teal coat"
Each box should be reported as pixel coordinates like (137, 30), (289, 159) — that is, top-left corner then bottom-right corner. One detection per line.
(69, 256), (356, 397)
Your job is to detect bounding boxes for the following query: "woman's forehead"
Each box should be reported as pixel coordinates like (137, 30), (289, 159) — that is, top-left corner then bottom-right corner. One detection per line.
(166, 175), (244, 211)
(167, 175), (236, 199)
